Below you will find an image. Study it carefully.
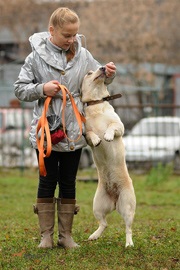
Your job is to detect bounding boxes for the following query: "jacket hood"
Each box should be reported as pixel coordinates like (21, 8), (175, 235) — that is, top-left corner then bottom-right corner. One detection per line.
(29, 32), (83, 70)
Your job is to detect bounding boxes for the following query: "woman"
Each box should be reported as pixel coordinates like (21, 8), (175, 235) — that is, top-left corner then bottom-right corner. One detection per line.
(14, 7), (116, 249)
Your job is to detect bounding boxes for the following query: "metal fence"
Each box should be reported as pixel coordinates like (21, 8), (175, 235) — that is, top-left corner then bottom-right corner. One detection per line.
(0, 107), (36, 172)
(0, 103), (180, 172)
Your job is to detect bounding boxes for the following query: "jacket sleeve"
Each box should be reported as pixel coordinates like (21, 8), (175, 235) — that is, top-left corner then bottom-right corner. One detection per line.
(14, 53), (46, 102)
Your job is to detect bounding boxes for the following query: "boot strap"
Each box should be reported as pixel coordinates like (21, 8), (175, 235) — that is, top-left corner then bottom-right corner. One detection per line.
(57, 205), (80, 215)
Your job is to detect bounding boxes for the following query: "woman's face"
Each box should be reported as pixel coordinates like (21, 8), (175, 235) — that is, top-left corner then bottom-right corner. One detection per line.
(49, 22), (79, 50)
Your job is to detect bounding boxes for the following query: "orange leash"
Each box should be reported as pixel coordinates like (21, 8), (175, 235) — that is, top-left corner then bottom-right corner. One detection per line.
(59, 84), (86, 142)
(36, 84), (86, 176)
(36, 96), (52, 176)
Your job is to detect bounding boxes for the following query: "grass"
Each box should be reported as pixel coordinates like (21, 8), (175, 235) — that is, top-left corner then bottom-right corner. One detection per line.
(0, 167), (179, 270)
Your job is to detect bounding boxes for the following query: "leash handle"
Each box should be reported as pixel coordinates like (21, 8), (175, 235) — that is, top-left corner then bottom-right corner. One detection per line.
(36, 85), (86, 176)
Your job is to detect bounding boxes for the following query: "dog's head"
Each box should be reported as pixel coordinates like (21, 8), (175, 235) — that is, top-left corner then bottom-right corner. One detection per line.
(81, 67), (110, 103)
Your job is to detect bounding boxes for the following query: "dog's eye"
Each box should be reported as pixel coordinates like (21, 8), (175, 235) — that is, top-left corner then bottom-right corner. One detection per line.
(87, 71), (93, 75)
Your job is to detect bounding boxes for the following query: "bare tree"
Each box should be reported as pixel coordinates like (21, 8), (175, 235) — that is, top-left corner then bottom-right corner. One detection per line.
(0, 0), (179, 64)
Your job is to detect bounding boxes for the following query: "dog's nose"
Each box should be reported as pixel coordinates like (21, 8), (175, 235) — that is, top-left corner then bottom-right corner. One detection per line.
(99, 66), (106, 72)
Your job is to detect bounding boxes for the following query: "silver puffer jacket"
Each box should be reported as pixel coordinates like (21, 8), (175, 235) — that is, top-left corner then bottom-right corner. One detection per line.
(14, 32), (114, 152)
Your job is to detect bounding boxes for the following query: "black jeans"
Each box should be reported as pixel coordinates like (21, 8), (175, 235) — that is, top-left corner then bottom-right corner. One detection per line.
(36, 149), (82, 199)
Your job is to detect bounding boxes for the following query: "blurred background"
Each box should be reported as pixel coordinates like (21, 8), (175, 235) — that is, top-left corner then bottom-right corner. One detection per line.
(0, 0), (180, 172)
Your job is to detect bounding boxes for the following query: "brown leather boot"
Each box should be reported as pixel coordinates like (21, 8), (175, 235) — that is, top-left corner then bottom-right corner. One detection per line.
(33, 198), (56, 248)
(57, 198), (79, 249)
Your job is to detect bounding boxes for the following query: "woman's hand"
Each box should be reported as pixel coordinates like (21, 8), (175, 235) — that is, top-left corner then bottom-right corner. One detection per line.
(43, 80), (60, 97)
(105, 62), (116, 78)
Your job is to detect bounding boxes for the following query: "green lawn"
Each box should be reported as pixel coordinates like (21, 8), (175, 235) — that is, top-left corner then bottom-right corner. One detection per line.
(0, 168), (179, 270)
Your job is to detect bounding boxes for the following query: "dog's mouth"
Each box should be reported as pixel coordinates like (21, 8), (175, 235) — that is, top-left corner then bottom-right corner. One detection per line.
(93, 67), (106, 81)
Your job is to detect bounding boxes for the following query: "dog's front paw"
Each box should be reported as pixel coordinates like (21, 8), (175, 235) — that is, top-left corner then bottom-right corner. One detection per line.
(118, 126), (124, 137)
(86, 132), (101, 147)
(92, 136), (102, 147)
(104, 131), (114, 141)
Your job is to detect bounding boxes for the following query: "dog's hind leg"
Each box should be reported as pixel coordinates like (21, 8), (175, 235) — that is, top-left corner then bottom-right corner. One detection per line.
(88, 187), (115, 241)
(116, 188), (136, 247)
(88, 213), (107, 241)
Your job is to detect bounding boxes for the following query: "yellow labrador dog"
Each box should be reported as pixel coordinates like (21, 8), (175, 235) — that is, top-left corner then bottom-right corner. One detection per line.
(81, 67), (136, 247)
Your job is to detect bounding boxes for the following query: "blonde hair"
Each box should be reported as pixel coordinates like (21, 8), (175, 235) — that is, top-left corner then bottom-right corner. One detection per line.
(49, 7), (80, 29)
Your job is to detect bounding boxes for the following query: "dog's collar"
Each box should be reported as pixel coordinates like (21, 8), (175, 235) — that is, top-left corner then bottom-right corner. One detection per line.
(86, 93), (122, 106)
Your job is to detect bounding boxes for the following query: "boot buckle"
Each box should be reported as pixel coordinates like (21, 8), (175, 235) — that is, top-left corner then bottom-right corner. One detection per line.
(74, 204), (80, 215)
(33, 204), (38, 214)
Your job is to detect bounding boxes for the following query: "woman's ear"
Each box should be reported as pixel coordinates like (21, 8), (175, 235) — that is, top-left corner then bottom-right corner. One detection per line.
(49, 26), (54, 36)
